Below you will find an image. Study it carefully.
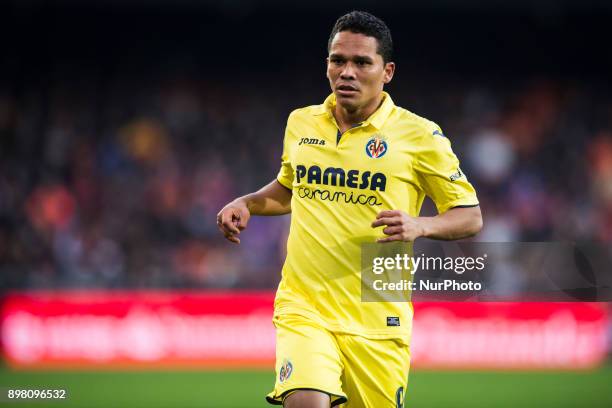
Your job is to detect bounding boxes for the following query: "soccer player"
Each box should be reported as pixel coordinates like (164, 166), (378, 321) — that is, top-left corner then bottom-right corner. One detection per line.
(217, 11), (482, 408)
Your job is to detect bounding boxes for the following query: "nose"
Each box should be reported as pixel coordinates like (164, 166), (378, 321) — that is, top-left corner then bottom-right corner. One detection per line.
(340, 62), (356, 80)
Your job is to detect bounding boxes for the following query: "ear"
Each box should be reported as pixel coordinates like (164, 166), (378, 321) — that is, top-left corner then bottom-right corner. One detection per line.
(325, 57), (331, 80)
(383, 62), (395, 84)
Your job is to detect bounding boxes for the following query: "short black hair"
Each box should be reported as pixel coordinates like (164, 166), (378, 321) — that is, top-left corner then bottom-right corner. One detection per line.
(328, 11), (393, 63)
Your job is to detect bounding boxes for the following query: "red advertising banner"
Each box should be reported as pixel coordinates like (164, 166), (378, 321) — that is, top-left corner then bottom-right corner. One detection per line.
(410, 302), (609, 369)
(0, 291), (275, 369)
(0, 291), (608, 369)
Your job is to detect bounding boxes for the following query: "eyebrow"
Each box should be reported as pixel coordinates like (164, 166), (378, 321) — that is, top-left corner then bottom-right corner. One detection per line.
(329, 53), (374, 62)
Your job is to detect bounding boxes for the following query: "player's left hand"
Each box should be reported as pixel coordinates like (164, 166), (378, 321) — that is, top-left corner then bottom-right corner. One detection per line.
(371, 210), (426, 243)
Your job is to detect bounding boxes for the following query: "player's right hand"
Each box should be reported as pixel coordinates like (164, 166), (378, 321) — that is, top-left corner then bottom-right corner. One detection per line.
(216, 200), (251, 244)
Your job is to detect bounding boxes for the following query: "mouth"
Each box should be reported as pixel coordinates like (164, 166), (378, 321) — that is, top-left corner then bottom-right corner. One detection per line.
(336, 84), (359, 96)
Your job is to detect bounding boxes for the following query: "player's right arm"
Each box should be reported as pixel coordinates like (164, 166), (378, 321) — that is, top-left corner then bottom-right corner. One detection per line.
(216, 179), (292, 244)
(218, 110), (297, 243)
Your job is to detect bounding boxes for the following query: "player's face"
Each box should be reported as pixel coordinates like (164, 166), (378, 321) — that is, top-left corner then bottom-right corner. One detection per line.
(327, 31), (394, 112)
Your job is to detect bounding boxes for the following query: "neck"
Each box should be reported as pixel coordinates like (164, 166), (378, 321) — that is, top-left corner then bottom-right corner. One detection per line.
(334, 93), (384, 132)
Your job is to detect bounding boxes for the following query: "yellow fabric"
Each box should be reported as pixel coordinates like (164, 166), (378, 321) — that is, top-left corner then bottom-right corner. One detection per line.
(266, 314), (410, 407)
(275, 92), (479, 342)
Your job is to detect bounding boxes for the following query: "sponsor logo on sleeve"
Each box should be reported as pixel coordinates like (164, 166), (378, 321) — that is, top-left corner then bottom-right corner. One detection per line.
(449, 168), (463, 181)
(433, 129), (446, 137)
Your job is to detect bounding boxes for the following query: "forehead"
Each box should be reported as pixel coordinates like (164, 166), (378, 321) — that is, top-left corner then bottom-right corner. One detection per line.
(329, 31), (379, 57)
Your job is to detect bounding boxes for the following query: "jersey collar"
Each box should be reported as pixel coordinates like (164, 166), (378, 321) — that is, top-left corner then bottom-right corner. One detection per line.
(313, 91), (395, 130)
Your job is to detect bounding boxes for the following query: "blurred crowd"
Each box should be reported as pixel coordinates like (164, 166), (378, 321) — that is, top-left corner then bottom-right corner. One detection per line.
(1, 72), (611, 290)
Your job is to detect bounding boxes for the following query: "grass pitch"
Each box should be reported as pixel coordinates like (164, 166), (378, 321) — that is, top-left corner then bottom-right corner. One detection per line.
(0, 365), (611, 407)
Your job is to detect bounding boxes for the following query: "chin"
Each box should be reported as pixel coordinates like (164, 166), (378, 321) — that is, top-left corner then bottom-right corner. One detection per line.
(335, 94), (360, 110)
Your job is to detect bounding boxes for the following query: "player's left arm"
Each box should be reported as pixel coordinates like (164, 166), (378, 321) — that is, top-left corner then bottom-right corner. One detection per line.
(372, 122), (483, 242)
(372, 206), (482, 242)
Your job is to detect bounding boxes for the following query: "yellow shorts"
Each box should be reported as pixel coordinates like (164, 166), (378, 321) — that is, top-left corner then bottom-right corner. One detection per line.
(266, 314), (410, 407)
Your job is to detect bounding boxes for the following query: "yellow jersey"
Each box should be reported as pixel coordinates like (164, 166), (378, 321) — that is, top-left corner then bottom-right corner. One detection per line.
(275, 92), (478, 343)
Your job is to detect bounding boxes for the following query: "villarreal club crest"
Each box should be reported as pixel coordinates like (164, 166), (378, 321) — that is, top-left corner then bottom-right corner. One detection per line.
(279, 359), (293, 383)
(365, 135), (388, 159)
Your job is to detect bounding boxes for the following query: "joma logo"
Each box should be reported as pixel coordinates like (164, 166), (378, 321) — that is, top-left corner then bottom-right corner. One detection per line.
(298, 137), (326, 146)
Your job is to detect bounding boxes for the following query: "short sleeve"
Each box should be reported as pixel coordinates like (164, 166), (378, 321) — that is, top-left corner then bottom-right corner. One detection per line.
(276, 119), (294, 190)
(414, 124), (479, 214)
